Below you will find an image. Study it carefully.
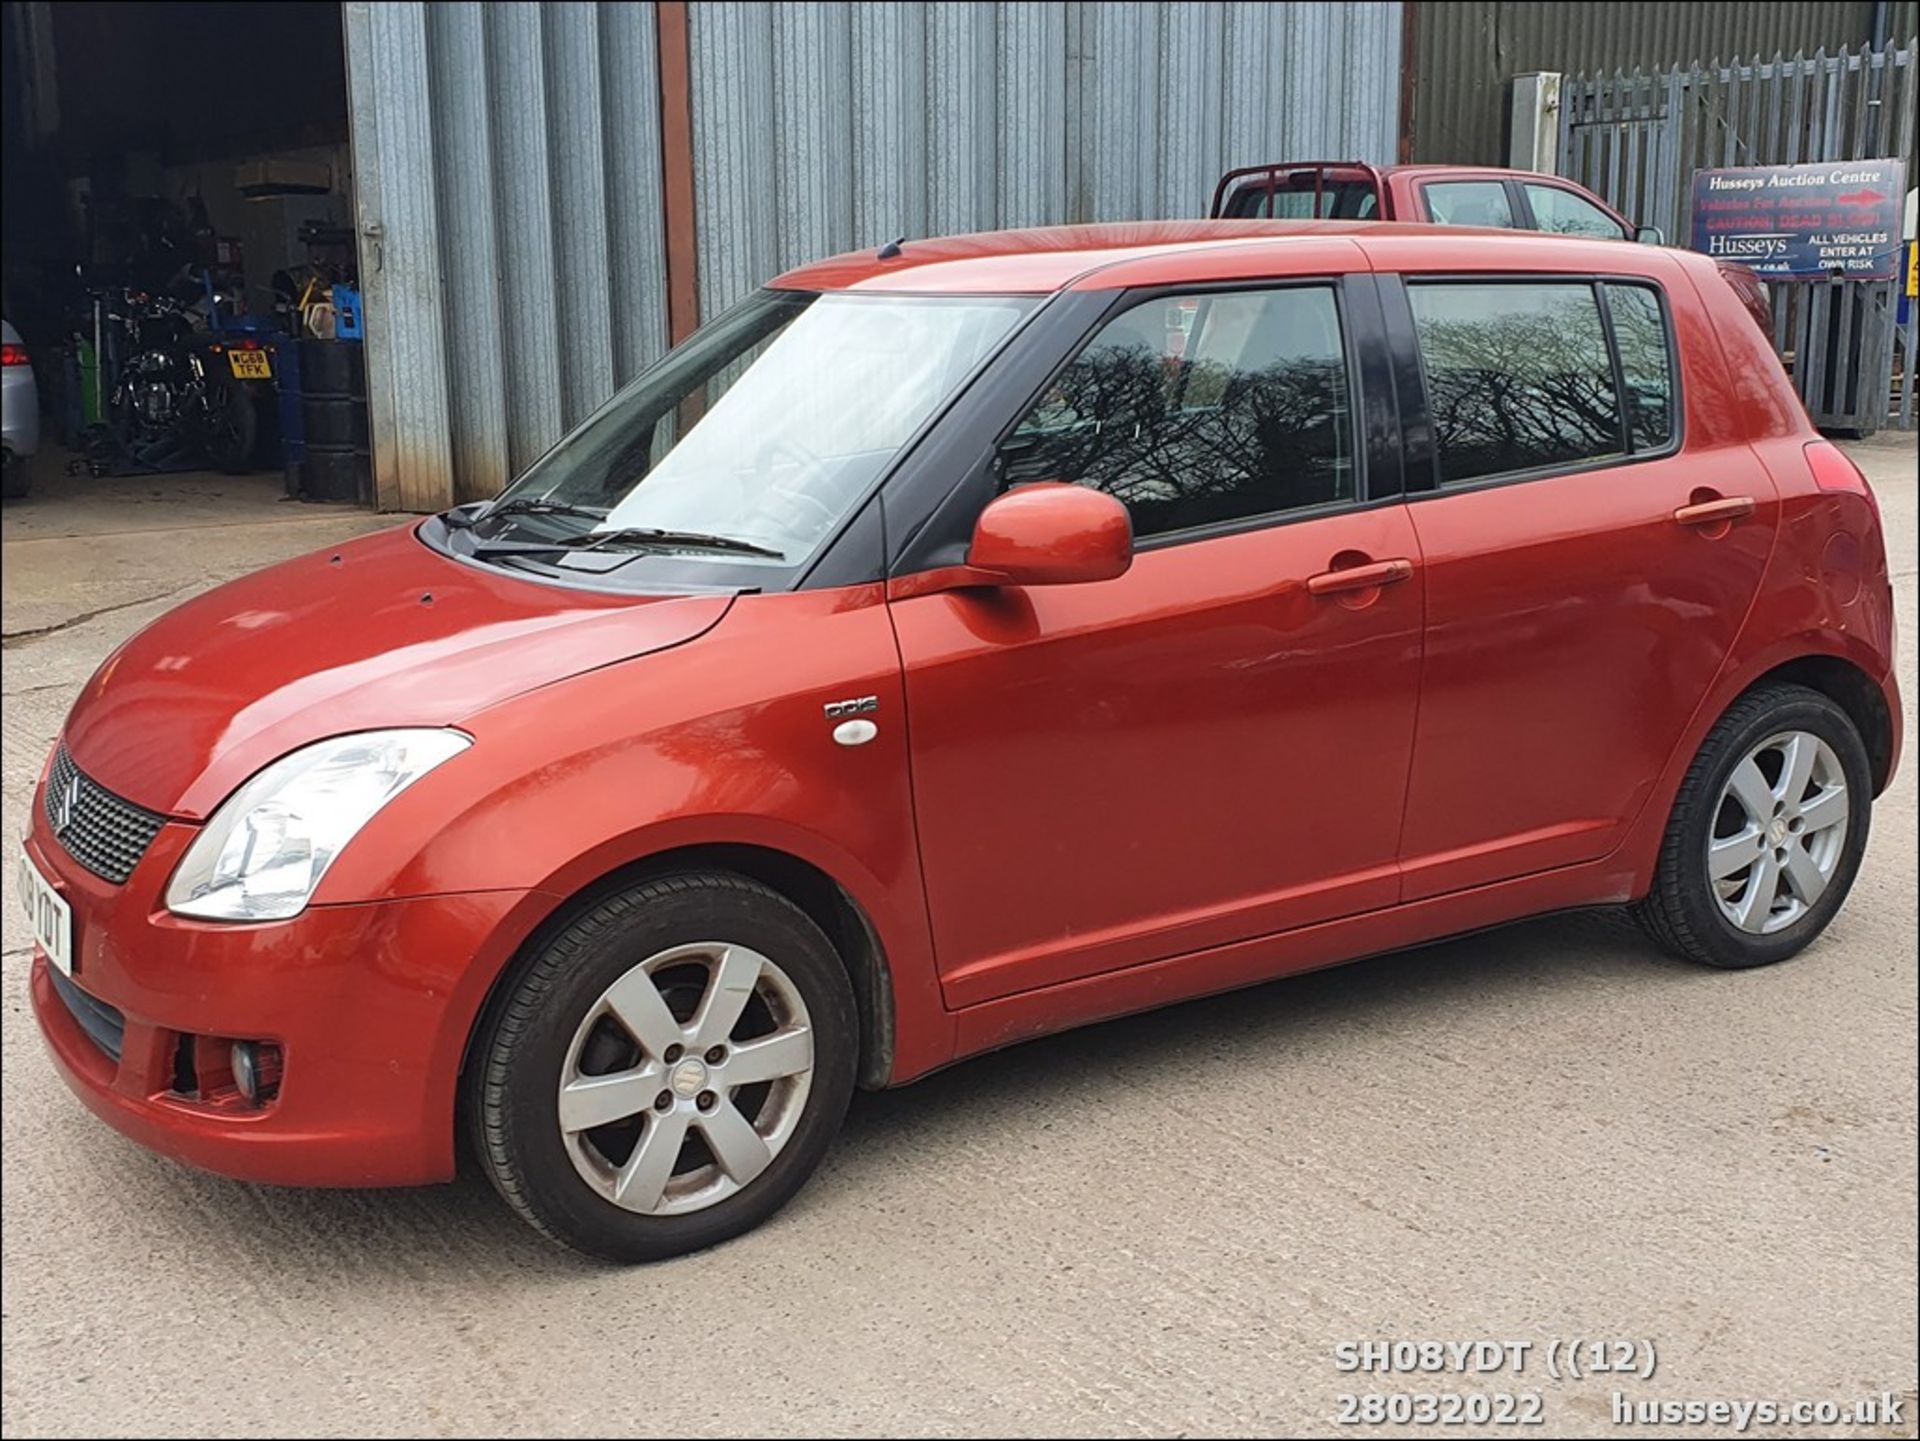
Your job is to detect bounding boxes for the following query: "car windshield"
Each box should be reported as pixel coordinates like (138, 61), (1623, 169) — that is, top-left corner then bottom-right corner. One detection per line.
(455, 289), (1034, 582)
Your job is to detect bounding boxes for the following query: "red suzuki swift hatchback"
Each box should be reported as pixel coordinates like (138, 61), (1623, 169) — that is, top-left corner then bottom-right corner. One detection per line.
(23, 222), (1901, 1260)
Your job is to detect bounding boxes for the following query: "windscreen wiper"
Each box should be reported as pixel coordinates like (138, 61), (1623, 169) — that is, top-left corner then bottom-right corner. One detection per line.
(466, 526), (786, 561)
(490, 497), (612, 522)
(443, 496), (609, 531)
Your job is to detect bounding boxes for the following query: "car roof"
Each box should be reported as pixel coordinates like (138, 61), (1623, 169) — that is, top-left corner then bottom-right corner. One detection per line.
(1380, 164), (1561, 180)
(770, 219), (1682, 296)
(769, 221), (1366, 294)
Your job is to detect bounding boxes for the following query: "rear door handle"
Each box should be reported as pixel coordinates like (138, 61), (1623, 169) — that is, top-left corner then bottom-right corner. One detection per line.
(1306, 558), (1415, 596)
(1674, 495), (1756, 527)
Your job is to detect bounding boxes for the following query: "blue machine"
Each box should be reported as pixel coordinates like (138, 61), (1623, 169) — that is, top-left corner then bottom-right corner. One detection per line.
(332, 284), (365, 340)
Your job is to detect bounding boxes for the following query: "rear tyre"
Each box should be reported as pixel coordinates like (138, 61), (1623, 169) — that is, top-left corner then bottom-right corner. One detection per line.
(1635, 684), (1871, 969)
(206, 383), (259, 474)
(469, 871), (858, 1262)
(0, 449), (27, 499)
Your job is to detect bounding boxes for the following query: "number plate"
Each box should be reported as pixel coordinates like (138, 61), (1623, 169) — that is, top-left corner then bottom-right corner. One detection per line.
(18, 848), (73, 976)
(227, 349), (272, 380)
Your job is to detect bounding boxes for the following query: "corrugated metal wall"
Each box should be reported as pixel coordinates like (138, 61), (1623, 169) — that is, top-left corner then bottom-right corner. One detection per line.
(346, 1), (1400, 511)
(347, 0), (667, 508)
(1411, 0), (1917, 165)
(690, 1), (1403, 315)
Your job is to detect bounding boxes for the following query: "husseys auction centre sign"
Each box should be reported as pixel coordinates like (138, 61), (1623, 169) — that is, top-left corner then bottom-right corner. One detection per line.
(1690, 159), (1905, 280)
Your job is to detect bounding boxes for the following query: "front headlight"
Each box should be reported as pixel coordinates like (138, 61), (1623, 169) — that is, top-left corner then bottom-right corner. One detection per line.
(165, 729), (470, 921)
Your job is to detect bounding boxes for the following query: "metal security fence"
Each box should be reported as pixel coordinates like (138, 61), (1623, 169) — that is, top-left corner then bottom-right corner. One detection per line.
(1902, 279), (1918, 427)
(1410, 0), (1912, 166)
(1560, 44), (1917, 432)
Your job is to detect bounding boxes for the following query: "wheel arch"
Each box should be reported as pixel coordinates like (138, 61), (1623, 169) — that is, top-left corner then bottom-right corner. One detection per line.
(1742, 654), (1896, 795)
(1614, 641), (1898, 899)
(459, 842), (898, 1104)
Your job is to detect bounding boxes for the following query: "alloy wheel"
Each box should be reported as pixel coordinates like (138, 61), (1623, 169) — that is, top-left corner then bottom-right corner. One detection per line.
(1708, 729), (1850, 935)
(557, 942), (815, 1216)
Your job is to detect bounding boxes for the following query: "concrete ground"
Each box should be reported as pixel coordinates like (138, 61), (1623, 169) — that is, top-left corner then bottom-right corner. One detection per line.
(1, 440), (1914, 1439)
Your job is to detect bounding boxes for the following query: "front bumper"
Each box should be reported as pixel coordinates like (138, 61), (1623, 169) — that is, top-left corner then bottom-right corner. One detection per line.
(24, 812), (541, 1188)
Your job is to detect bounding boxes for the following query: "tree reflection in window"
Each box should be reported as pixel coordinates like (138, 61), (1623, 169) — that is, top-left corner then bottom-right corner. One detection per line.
(998, 288), (1353, 540)
(1410, 283), (1624, 485)
(1604, 283), (1675, 453)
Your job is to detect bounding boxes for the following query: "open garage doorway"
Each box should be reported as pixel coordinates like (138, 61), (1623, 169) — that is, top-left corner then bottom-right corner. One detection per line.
(1, 1), (369, 513)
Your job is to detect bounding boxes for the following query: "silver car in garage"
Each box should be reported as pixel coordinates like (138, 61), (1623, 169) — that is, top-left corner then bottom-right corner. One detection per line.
(3, 318), (40, 498)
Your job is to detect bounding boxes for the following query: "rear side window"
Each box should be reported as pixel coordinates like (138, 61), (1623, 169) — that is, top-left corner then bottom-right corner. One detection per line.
(1409, 282), (1621, 484)
(1604, 283), (1675, 451)
(1524, 184), (1629, 239)
(998, 286), (1355, 539)
(1408, 280), (1677, 486)
(1422, 181), (1516, 228)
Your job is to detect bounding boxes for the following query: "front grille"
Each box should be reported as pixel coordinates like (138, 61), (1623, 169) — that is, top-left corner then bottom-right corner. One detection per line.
(47, 964), (126, 1063)
(43, 745), (168, 884)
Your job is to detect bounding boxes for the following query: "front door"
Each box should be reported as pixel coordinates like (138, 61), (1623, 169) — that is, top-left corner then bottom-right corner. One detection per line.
(888, 282), (1425, 1008)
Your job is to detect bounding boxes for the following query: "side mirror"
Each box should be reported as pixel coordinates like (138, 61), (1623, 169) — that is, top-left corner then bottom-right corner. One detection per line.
(969, 482), (1132, 587)
(1634, 225), (1665, 246)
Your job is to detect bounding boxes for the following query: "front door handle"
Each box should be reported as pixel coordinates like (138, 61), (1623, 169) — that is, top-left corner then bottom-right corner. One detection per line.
(1306, 557), (1415, 596)
(1674, 495), (1756, 527)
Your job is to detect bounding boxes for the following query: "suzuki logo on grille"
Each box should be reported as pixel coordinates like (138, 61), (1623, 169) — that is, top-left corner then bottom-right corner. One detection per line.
(51, 773), (80, 836)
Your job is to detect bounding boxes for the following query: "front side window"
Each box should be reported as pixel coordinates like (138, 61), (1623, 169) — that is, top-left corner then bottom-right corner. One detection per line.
(1422, 181), (1516, 228)
(455, 289), (1033, 584)
(1524, 184), (1630, 240)
(996, 286), (1355, 540)
(1409, 282), (1622, 485)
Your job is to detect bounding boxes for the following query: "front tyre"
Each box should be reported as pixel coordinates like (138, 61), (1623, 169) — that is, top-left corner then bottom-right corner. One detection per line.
(1636, 684), (1872, 969)
(470, 872), (858, 1262)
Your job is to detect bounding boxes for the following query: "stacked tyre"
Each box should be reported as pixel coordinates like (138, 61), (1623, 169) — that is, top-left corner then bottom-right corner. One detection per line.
(298, 339), (371, 503)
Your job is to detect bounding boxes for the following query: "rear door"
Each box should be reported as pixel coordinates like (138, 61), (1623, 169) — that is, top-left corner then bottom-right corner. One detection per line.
(1384, 270), (1778, 898)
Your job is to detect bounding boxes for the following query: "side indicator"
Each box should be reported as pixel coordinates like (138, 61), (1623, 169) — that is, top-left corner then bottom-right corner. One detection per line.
(832, 719), (879, 748)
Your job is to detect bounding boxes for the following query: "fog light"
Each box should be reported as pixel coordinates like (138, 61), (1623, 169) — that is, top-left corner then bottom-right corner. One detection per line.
(229, 1040), (283, 1105)
(231, 1041), (258, 1101)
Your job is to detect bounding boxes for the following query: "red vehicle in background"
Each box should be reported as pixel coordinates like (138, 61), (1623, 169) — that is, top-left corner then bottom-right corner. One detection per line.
(1212, 160), (1774, 331)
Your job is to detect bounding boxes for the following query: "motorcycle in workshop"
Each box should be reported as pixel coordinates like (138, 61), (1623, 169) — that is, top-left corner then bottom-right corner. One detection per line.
(76, 276), (269, 476)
